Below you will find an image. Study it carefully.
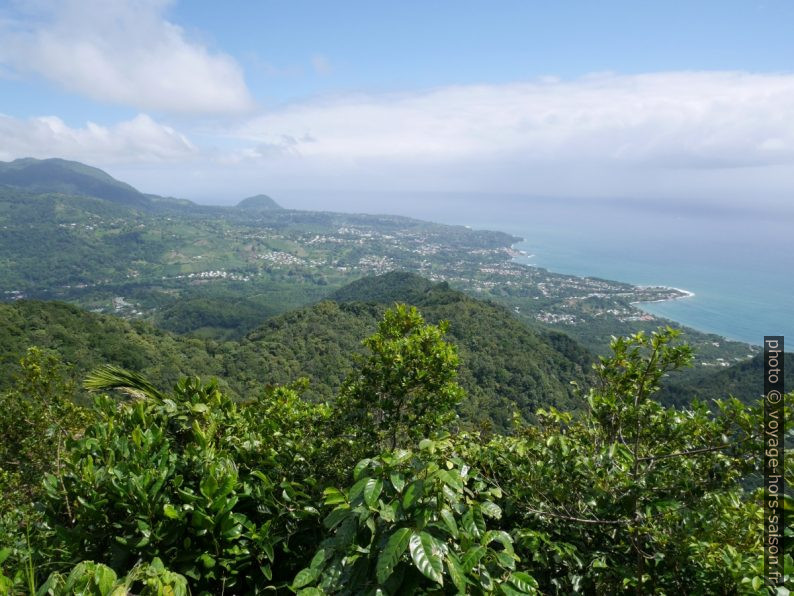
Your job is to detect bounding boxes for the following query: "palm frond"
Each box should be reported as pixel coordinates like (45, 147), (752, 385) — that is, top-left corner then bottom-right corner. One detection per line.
(83, 365), (166, 401)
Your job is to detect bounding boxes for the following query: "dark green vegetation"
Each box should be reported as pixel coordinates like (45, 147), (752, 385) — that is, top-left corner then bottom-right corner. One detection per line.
(0, 158), (149, 208)
(657, 351), (793, 407)
(1, 310), (791, 594)
(0, 273), (592, 430)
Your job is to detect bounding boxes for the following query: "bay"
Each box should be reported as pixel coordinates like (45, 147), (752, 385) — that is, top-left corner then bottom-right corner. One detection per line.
(278, 190), (794, 345)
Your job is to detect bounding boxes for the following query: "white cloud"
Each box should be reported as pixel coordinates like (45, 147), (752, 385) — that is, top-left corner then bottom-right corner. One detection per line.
(186, 70), (794, 200)
(0, 113), (197, 163)
(4, 69), (794, 203)
(234, 71), (794, 169)
(0, 0), (253, 113)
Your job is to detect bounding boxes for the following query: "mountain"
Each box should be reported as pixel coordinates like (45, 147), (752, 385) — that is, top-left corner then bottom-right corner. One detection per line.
(236, 194), (283, 210)
(0, 157), (149, 207)
(0, 273), (595, 429)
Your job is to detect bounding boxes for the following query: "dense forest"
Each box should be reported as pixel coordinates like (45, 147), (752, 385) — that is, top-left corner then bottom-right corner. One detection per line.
(1, 303), (792, 594)
(0, 273), (594, 430)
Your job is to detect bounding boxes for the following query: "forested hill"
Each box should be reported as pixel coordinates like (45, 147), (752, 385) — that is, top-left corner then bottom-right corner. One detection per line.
(657, 350), (792, 407)
(0, 273), (593, 429)
(0, 157), (149, 208)
(236, 194), (283, 210)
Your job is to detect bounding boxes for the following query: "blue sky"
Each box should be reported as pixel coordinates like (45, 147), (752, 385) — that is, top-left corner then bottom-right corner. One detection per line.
(1, 0), (793, 204)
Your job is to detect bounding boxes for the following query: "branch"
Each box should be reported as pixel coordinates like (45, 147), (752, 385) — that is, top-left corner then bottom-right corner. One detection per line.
(637, 439), (748, 462)
(520, 505), (632, 525)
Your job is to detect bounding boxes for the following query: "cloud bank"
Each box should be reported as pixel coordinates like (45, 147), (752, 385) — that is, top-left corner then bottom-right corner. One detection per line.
(236, 71), (794, 169)
(0, 0), (253, 114)
(0, 113), (196, 163)
(2, 68), (794, 201)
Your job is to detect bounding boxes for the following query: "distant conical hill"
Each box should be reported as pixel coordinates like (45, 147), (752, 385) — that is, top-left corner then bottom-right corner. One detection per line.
(0, 157), (149, 207)
(236, 194), (282, 210)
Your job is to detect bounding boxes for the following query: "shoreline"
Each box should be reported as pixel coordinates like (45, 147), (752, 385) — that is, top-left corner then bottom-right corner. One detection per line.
(630, 285), (696, 305)
(508, 241), (697, 306)
(504, 240), (753, 345)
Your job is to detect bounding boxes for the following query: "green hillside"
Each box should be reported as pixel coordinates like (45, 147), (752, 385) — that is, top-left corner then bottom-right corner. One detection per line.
(0, 274), (592, 429)
(657, 350), (792, 406)
(0, 157), (148, 207)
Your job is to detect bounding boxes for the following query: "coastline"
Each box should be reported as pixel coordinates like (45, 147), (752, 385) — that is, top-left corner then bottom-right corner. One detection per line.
(504, 239), (755, 346)
(630, 285), (696, 305)
(508, 240), (696, 306)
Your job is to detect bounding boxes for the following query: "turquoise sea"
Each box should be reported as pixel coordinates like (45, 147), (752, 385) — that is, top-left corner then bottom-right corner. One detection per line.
(280, 190), (794, 345)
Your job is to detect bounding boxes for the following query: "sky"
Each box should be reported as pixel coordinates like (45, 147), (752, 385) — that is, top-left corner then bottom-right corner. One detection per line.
(0, 0), (793, 206)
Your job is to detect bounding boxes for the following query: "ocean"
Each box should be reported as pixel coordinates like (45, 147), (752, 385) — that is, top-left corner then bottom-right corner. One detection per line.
(277, 190), (794, 346)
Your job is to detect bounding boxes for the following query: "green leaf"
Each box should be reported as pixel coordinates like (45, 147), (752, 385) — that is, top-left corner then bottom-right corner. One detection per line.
(591, 556), (608, 569)
(163, 503), (180, 519)
(309, 548), (330, 572)
(376, 527), (412, 584)
(462, 507), (485, 539)
(461, 545), (486, 573)
(481, 530), (514, 555)
(445, 551), (468, 594)
(438, 470), (462, 490)
(480, 500), (502, 519)
(200, 473), (218, 499)
(402, 480), (424, 509)
(353, 458), (372, 480)
(293, 567), (319, 589)
(409, 531), (444, 585)
(198, 553), (216, 569)
(349, 477), (368, 502)
(324, 507), (350, 530)
(440, 508), (459, 538)
(364, 478), (384, 508)
(380, 502), (397, 522)
(390, 472), (406, 493)
(323, 487), (347, 506)
(92, 564), (118, 594)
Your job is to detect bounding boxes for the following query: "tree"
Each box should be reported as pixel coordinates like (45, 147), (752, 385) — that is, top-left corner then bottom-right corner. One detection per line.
(39, 369), (326, 593)
(335, 304), (465, 450)
(466, 327), (791, 593)
(0, 347), (87, 505)
(293, 436), (538, 594)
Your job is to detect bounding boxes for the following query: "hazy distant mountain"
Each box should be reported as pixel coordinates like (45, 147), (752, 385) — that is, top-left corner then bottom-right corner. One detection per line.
(0, 157), (150, 207)
(236, 194), (283, 210)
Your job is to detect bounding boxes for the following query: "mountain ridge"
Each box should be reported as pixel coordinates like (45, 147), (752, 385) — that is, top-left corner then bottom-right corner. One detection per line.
(0, 273), (595, 429)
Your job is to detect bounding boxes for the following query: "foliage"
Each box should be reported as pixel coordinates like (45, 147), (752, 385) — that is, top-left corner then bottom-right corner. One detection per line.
(335, 304), (465, 450)
(0, 312), (789, 595)
(0, 278), (592, 431)
(464, 328), (793, 593)
(37, 558), (188, 596)
(293, 436), (537, 595)
(0, 347), (87, 501)
(38, 372), (326, 593)
(0, 347), (89, 590)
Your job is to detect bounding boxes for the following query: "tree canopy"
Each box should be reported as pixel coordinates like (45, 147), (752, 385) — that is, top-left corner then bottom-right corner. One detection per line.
(0, 309), (791, 594)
